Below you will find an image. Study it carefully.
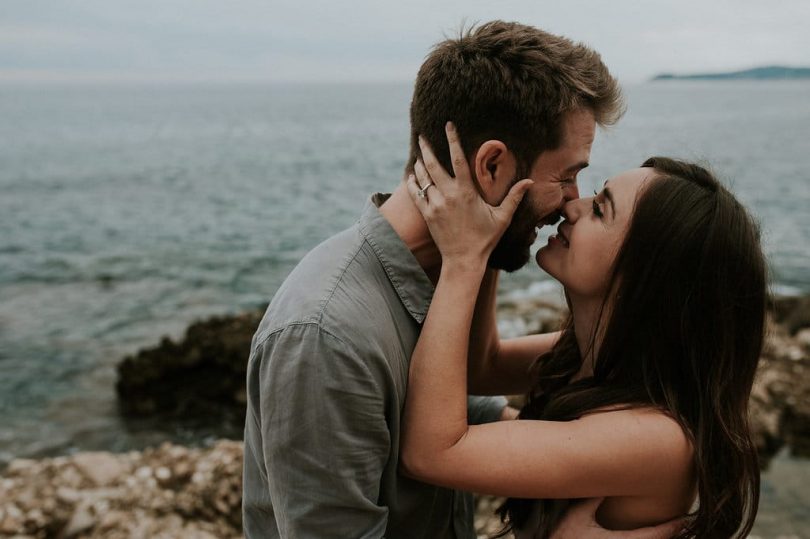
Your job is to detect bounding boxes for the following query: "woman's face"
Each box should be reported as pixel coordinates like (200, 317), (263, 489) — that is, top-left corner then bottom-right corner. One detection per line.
(536, 167), (655, 300)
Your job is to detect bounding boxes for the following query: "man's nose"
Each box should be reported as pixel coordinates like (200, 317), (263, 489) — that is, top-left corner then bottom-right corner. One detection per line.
(562, 197), (587, 222)
(564, 183), (580, 202)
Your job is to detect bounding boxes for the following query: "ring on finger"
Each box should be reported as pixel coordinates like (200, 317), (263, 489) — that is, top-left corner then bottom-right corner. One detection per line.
(417, 181), (434, 199)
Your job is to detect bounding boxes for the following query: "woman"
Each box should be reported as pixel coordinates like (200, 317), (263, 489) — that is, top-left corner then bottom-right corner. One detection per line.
(399, 124), (766, 538)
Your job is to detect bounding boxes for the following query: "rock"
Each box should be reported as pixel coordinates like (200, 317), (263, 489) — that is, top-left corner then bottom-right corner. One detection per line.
(135, 465), (153, 480)
(770, 295), (810, 335)
(97, 509), (126, 531)
(0, 505), (22, 535)
(57, 487), (81, 504)
(751, 345), (810, 467)
(496, 298), (565, 338)
(0, 441), (244, 538)
(155, 466), (172, 481)
(6, 459), (36, 475)
(116, 310), (264, 418)
(475, 495), (505, 536)
(783, 363), (810, 458)
(796, 327), (810, 351)
(62, 504), (96, 538)
(750, 363), (788, 459)
(25, 507), (46, 529)
(72, 452), (127, 487)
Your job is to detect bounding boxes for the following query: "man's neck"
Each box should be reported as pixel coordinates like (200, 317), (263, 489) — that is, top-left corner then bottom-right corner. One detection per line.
(378, 180), (443, 283)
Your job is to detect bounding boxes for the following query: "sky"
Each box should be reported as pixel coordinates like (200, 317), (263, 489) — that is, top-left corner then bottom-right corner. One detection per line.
(1, 0), (808, 84)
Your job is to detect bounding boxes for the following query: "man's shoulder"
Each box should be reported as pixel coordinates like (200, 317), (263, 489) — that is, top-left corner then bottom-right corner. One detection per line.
(256, 224), (398, 344)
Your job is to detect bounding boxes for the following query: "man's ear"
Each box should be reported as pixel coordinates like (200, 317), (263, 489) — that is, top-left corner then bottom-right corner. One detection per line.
(473, 140), (518, 206)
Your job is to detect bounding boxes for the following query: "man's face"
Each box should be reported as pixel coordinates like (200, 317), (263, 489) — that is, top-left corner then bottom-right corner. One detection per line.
(489, 108), (596, 272)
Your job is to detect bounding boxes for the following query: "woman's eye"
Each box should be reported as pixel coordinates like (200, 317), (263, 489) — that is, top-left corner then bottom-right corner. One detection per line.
(592, 199), (604, 218)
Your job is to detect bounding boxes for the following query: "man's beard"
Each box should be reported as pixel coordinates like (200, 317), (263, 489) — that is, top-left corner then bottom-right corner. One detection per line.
(488, 196), (538, 273)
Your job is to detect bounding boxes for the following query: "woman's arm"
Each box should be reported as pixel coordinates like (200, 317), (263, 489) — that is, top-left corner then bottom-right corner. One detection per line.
(400, 123), (691, 501)
(404, 399), (691, 500)
(467, 267), (562, 396)
(400, 239), (690, 500)
(466, 267), (502, 394)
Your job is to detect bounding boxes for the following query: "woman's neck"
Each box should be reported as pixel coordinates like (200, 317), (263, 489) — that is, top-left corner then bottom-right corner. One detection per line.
(569, 294), (606, 381)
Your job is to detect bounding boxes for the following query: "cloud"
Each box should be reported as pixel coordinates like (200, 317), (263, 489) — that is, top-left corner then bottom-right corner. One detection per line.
(0, 0), (807, 83)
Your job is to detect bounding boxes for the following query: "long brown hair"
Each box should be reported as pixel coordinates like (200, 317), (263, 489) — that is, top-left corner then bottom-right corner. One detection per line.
(498, 158), (767, 538)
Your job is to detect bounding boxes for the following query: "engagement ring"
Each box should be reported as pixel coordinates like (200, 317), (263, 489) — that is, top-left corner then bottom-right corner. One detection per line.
(417, 182), (434, 199)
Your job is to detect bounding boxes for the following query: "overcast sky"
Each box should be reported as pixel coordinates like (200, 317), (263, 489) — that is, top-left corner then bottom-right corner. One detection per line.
(1, 0), (808, 84)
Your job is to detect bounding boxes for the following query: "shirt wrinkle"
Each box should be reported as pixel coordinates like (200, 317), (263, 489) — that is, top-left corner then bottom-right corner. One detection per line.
(316, 237), (368, 325)
(361, 226), (424, 323)
(358, 194), (434, 324)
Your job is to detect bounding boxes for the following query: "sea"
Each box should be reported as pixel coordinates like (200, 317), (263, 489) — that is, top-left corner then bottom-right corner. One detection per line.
(1, 81), (809, 536)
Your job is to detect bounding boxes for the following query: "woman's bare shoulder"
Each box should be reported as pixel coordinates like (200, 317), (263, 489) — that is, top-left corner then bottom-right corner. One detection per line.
(582, 408), (696, 527)
(582, 406), (694, 474)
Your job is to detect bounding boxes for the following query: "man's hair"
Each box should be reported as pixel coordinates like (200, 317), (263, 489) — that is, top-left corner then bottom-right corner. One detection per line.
(408, 21), (624, 175)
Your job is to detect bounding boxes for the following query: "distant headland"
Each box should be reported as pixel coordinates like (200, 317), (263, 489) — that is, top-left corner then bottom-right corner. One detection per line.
(652, 65), (810, 81)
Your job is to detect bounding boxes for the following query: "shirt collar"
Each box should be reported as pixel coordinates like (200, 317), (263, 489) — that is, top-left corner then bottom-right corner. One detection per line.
(358, 193), (433, 324)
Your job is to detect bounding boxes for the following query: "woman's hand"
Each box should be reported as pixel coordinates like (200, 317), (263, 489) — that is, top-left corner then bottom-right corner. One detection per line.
(407, 122), (533, 270)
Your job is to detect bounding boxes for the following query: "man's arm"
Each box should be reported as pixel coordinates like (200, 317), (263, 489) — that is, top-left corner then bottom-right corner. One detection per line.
(254, 323), (389, 538)
(551, 498), (685, 539)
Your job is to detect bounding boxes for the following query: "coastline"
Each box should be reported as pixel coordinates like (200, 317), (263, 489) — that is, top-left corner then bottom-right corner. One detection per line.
(1, 292), (809, 537)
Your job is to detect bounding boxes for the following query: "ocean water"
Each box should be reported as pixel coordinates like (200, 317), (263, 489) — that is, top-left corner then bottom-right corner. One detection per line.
(0, 81), (809, 535)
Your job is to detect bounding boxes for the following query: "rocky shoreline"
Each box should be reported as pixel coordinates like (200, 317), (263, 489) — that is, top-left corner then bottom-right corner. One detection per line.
(2, 294), (809, 538)
(0, 441), (243, 538)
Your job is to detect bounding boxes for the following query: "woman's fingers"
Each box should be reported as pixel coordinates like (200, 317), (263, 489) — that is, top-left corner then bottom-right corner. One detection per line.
(414, 159), (445, 204)
(413, 158), (431, 189)
(406, 174), (430, 215)
(445, 121), (470, 181)
(417, 135), (451, 190)
(495, 179), (534, 222)
(416, 123), (473, 195)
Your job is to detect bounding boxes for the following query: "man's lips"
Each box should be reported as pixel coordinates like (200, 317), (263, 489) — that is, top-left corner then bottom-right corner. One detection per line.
(548, 221), (570, 247)
(539, 212), (562, 228)
(535, 213), (567, 246)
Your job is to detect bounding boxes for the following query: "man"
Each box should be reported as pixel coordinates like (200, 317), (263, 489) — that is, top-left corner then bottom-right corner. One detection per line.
(243, 21), (678, 538)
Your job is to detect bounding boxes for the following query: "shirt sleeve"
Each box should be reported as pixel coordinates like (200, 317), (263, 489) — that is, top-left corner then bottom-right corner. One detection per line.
(253, 323), (390, 538)
(467, 395), (508, 425)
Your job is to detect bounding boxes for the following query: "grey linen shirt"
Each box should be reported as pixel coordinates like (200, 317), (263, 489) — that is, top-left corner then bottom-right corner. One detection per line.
(243, 194), (507, 538)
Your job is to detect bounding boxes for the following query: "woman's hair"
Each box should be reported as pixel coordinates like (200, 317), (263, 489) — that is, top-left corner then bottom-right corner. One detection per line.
(497, 157), (767, 538)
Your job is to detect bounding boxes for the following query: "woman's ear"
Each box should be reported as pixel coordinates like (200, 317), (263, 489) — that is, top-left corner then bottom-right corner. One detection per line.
(473, 140), (518, 206)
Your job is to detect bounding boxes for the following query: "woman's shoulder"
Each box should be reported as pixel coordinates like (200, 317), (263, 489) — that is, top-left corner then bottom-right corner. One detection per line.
(583, 405), (691, 440)
(580, 406), (694, 474)
(576, 407), (696, 527)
